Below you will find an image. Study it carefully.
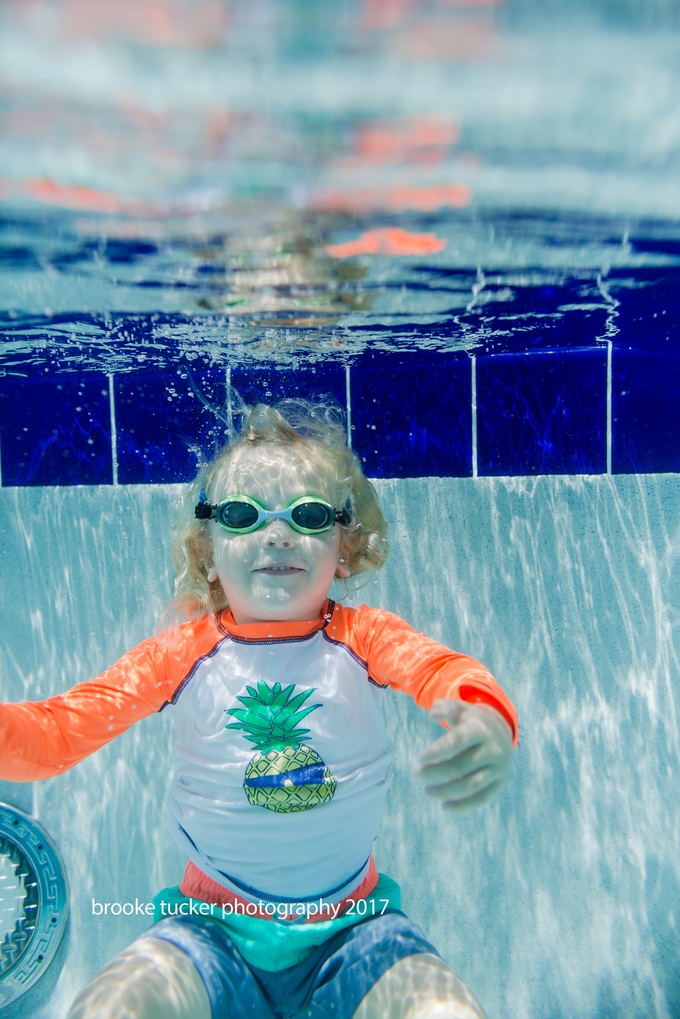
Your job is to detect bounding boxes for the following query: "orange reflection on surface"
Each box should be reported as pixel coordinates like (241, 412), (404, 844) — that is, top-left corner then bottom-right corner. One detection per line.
(59, 0), (228, 48)
(362, 0), (501, 31)
(350, 115), (459, 166)
(398, 18), (497, 60)
(315, 183), (471, 214)
(327, 227), (446, 258)
(9, 178), (157, 215)
(362, 0), (417, 30)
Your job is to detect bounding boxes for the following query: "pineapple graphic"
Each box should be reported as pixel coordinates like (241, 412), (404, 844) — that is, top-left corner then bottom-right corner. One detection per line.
(225, 681), (337, 813)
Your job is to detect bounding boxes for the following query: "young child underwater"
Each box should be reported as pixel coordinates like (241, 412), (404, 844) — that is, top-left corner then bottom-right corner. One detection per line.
(0, 398), (518, 1019)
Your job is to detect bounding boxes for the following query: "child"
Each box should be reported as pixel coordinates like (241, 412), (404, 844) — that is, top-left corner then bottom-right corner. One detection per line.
(0, 398), (517, 1019)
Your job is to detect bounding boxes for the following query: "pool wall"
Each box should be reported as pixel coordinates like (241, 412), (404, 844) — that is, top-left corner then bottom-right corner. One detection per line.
(1, 473), (678, 1018)
(2, 328), (680, 489)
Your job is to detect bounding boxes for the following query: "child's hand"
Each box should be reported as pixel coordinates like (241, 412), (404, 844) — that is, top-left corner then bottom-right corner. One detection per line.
(413, 700), (513, 812)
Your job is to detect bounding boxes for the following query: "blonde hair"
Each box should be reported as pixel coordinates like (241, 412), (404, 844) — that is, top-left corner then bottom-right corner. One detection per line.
(165, 395), (389, 624)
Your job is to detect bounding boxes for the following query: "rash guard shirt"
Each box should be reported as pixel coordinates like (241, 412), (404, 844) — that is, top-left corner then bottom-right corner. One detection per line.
(0, 600), (517, 905)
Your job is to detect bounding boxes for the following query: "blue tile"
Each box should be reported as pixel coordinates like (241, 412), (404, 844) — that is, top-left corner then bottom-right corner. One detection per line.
(0, 375), (112, 486)
(628, 238), (680, 258)
(350, 355), (471, 478)
(115, 371), (229, 484)
(612, 348), (680, 473)
(229, 365), (346, 414)
(477, 348), (607, 475)
(609, 269), (680, 351)
(115, 366), (347, 484)
(458, 276), (610, 355)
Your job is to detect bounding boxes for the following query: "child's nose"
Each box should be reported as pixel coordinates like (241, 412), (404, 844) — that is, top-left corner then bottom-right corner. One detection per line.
(262, 520), (296, 548)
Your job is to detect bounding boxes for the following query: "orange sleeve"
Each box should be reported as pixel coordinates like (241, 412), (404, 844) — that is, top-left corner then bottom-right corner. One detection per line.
(344, 604), (518, 747)
(0, 615), (225, 782)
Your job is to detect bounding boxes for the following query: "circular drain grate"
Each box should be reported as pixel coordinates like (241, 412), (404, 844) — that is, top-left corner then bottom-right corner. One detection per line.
(0, 804), (68, 1009)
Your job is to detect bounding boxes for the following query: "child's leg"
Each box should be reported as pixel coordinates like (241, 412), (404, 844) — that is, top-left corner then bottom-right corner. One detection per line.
(304, 913), (487, 1019)
(66, 936), (211, 1019)
(68, 916), (277, 1019)
(351, 952), (486, 1019)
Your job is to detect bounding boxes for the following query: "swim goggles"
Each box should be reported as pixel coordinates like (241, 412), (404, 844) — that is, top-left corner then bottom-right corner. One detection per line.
(195, 490), (352, 534)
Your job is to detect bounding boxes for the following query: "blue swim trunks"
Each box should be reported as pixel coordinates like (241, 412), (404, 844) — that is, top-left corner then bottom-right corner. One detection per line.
(150, 911), (437, 1019)
(148, 875), (439, 1019)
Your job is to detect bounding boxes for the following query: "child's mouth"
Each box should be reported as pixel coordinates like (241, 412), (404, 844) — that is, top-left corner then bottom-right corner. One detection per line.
(255, 565), (304, 574)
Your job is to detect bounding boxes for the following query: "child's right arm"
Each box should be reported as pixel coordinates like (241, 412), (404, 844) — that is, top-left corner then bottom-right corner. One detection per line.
(0, 616), (223, 782)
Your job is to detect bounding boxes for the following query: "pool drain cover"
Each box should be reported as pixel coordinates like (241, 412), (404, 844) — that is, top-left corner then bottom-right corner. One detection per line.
(0, 804), (68, 1008)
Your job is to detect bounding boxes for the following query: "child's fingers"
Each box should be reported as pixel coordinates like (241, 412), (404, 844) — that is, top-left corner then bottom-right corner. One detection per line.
(415, 722), (483, 767)
(423, 764), (495, 802)
(439, 777), (505, 813)
(414, 743), (486, 783)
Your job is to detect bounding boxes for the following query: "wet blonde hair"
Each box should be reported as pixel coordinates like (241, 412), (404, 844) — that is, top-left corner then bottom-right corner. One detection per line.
(166, 395), (389, 622)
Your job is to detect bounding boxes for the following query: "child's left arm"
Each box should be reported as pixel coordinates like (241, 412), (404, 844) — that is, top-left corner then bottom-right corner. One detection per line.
(348, 605), (518, 813)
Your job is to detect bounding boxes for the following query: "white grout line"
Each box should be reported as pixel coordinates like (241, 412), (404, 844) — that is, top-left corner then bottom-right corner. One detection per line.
(595, 273), (619, 478)
(108, 374), (119, 486)
(606, 340), (612, 476)
(471, 356), (478, 478)
(226, 366), (233, 442)
(345, 365), (352, 449)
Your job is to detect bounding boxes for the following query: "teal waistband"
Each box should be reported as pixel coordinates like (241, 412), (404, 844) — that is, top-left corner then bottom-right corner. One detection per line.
(150, 873), (402, 972)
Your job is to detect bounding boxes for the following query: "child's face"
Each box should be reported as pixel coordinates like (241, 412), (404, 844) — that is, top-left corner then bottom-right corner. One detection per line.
(209, 446), (348, 624)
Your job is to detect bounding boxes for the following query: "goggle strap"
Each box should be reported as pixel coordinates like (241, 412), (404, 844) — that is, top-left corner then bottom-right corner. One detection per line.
(335, 504), (352, 527)
(195, 488), (217, 521)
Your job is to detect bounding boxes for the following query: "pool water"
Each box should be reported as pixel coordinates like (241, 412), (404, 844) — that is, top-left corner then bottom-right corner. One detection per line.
(1, 2), (679, 1017)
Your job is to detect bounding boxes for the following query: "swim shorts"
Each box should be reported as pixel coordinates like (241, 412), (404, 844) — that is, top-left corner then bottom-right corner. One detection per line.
(149, 910), (439, 1019)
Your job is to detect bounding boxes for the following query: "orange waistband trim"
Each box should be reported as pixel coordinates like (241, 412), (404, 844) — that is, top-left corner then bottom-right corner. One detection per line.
(179, 856), (379, 925)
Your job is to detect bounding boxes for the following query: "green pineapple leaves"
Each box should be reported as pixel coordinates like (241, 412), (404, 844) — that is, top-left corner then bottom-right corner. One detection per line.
(225, 681), (322, 752)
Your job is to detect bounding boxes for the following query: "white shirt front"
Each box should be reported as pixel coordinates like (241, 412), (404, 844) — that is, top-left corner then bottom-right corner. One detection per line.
(166, 628), (391, 903)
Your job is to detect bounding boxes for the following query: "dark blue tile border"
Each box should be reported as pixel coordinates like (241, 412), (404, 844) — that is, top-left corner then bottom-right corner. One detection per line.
(612, 348), (680, 474)
(456, 278), (611, 356)
(477, 348), (607, 476)
(351, 354), (471, 478)
(0, 348), (678, 485)
(114, 366), (347, 484)
(114, 372), (229, 484)
(609, 269), (680, 352)
(229, 365), (346, 418)
(0, 375), (112, 486)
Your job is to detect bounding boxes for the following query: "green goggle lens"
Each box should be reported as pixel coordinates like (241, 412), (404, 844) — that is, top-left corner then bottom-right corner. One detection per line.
(291, 502), (334, 530)
(212, 496), (338, 535)
(216, 501), (260, 530)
